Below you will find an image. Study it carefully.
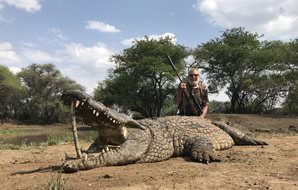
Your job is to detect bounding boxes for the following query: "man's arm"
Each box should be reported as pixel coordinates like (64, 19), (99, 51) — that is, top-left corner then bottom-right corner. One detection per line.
(199, 104), (208, 118)
(199, 84), (209, 118)
(175, 83), (187, 105)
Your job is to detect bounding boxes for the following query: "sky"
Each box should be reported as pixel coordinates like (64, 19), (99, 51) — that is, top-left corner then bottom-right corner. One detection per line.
(1, 0), (298, 101)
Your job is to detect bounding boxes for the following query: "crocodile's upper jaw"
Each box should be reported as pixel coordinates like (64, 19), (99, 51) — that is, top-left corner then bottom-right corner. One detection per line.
(62, 90), (146, 146)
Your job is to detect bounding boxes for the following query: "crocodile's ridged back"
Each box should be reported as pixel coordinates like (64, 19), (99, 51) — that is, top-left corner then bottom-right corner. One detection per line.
(137, 116), (235, 163)
(156, 116), (235, 151)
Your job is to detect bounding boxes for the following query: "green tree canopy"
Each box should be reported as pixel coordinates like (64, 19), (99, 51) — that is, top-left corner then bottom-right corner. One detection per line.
(283, 39), (298, 114)
(193, 27), (288, 113)
(95, 37), (188, 117)
(18, 63), (84, 123)
(0, 65), (22, 93)
(0, 65), (23, 120)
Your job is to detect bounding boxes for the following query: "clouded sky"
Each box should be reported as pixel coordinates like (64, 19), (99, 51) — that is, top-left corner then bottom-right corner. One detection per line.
(1, 0), (297, 101)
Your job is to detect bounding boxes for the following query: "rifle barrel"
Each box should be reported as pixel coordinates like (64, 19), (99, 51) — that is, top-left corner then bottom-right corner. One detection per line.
(167, 55), (183, 82)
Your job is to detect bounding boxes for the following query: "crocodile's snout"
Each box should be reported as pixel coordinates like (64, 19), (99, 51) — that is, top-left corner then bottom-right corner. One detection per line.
(61, 90), (145, 130)
(61, 90), (90, 105)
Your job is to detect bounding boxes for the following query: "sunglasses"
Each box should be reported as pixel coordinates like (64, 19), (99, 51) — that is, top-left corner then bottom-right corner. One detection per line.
(189, 74), (199, 77)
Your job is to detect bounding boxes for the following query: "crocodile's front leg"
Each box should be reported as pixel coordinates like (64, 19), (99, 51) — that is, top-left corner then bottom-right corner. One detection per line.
(185, 137), (220, 163)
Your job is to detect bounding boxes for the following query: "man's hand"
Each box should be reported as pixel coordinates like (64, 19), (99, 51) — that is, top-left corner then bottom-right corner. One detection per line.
(199, 105), (208, 118)
(177, 83), (187, 96)
(179, 82), (187, 89)
(176, 83), (187, 105)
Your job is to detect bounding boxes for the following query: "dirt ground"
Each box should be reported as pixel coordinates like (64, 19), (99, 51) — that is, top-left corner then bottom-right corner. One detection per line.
(0, 115), (297, 190)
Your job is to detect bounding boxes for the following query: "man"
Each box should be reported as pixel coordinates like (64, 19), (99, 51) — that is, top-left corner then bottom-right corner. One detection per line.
(175, 68), (208, 118)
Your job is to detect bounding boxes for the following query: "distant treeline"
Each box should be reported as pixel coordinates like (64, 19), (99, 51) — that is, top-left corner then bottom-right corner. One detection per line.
(0, 27), (297, 124)
(0, 64), (84, 124)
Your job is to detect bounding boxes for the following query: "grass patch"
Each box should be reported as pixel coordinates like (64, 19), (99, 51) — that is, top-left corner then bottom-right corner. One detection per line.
(47, 134), (73, 146)
(0, 142), (37, 150)
(0, 128), (36, 135)
(48, 174), (66, 190)
(46, 132), (97, 146)
(0, 143), (26, 150)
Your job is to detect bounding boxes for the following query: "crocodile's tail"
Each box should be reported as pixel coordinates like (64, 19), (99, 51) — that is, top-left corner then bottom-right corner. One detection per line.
(212, 121), (268, 146)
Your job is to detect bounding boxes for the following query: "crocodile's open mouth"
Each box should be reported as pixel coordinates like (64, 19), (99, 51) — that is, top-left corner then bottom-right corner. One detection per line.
(62, 90), (145, 150)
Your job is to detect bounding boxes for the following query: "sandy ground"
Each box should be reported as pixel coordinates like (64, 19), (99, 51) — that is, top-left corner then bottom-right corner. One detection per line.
(0, 133), (297, 190)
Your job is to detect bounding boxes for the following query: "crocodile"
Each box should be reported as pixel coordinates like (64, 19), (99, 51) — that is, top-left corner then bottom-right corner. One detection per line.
(61, 90), (267, 173)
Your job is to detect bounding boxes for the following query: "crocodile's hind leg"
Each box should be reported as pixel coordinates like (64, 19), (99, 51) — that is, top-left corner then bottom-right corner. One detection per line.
(185, 137), (220, 163)
(212, 121), (268, 146)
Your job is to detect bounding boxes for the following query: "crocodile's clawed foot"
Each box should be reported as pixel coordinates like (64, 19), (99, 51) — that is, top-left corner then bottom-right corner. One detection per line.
(243, 136), (268, 146)
(191, 150), (220, 164)
(188, 136), (221, 164)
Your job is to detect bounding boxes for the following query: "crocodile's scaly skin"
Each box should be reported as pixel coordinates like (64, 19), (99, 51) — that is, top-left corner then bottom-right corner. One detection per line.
(137, 117), (234, 163)
(61, 91), (267, 173)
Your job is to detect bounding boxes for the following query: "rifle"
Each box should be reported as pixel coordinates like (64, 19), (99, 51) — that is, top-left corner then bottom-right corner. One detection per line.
(167, 55), (202, 115)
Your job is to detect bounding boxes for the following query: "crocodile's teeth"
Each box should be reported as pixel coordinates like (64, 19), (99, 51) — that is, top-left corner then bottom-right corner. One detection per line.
(112, 120), (116, 123)
(82, 153), (88, 161)
(75, 100), (80, 108)
(121, 127), (128, 139)
(92, 110), (96, 114)
(81, 102), (85, 106)
(96, 112), (99, 117)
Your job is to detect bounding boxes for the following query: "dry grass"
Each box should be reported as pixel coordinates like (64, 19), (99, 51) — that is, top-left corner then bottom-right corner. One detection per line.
(48, 174), (66, 190)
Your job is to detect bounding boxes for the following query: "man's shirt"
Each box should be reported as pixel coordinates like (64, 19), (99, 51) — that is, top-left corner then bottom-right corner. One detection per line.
(178, 82), (208, 116)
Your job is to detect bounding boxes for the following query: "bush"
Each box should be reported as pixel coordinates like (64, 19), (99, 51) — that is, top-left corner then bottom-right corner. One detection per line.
(208, 101), (230, 113)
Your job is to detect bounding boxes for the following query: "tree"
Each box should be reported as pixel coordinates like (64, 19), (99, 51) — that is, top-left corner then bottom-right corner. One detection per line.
(208, 100), (230, 113)
(0, 65), (23, 120)
(193, 27), (288, 113)
(283, 39), (298, 114)
(237, 41), (288, 113)
(18, 63), (84, 123)
(94, 37), (188, 117)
